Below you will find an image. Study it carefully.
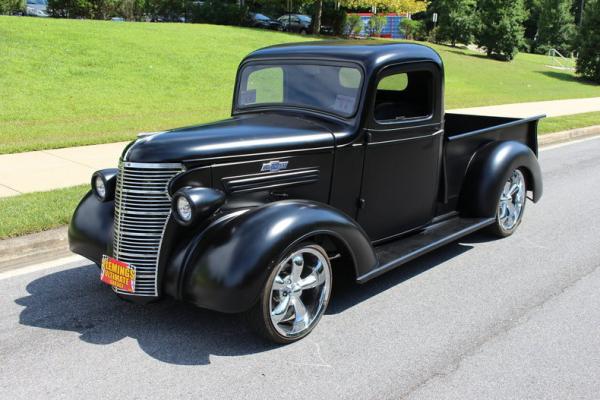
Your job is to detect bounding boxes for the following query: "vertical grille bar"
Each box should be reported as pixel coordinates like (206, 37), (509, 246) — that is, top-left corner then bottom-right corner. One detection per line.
(113, 161), (183, 296)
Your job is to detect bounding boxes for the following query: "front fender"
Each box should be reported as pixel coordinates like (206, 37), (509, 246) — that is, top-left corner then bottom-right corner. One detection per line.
(68, 190), (114, 264)
(167, 200), (376, 313)
(460, 140), (543, 218)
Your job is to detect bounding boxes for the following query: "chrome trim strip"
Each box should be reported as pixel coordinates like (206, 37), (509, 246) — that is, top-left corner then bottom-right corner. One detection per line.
(122, 161), (184, 169)
(366, 129), (443, 146)
(223, 168), (320, 194)
(368, 122), (441, 132)
(184, 146), (333, 163)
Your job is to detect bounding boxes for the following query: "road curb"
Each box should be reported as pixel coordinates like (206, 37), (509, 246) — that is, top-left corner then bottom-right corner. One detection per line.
(0, 227), (71, 273)
(539, 125), (600, 147)
(1, 126), (600, 272)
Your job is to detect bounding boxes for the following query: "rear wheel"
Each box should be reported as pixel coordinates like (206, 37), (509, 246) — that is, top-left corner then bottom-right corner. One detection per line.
(488, 168), (527, 237)
(247, 243), (332, 344)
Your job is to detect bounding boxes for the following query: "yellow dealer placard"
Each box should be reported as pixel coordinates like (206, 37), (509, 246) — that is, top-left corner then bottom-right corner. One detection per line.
(100, 255), (136, 293)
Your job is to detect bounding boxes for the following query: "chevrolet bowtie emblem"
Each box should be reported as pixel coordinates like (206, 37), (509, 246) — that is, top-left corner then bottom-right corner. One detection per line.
(261, 160), (289, 173)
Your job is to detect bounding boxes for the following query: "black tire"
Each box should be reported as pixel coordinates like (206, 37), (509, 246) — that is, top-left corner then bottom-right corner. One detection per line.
(246, 242), (332, 344)
(487, 168), (527, 238)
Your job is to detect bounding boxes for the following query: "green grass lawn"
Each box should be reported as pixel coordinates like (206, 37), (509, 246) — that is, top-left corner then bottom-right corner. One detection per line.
(538, 112), (600, 134)
(0, 185), (88, 239)
(1, 17), (599, 154)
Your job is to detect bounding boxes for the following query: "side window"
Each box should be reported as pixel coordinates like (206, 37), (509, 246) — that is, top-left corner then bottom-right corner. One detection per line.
(373, 70), (434, 123)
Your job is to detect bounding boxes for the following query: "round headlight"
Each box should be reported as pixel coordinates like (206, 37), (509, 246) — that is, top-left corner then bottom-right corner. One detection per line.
(94, 175), (106, 200)
(176, 196), (192, 222)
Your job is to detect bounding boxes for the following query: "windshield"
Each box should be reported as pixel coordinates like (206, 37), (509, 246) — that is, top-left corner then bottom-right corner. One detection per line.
(237, 63), (363, 117)
(254, 13), (269, 20)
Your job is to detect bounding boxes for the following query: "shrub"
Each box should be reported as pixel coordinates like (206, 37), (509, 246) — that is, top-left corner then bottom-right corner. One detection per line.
(400, 18), (424, 40)
(118, 0), (145, 20)
(535, 0), (576, 55)
(0, 0), (24, 14)
(475, 0), (527, 61)
(191, 0), (247, 26)
(575, 0), (600, 82)
(367, 14), (387, 37)
(345, 14), (363, 37)
(47, 0), (93, 18)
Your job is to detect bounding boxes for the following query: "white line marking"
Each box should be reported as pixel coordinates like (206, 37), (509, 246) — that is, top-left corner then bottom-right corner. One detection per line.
(540, 134), (600, 152)
(0, 255), (85, 280)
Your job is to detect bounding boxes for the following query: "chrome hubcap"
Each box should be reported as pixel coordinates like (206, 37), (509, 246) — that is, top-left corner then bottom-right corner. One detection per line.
(269, 246), (331, 338)
(498, 169), (526, 231)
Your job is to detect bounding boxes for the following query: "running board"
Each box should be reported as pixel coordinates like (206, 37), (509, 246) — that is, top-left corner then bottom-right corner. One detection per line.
(357, 217), (495, 283)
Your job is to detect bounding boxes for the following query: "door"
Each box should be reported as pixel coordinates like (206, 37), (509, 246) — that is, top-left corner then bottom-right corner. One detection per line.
(357, 63), (443, 241)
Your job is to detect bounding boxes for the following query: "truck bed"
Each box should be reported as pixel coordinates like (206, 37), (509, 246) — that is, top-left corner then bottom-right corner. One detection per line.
(441, 113), (544, 211)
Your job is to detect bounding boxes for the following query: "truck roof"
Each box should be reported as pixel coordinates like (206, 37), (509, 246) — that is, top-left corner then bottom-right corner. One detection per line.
(244, 41), (444, 74)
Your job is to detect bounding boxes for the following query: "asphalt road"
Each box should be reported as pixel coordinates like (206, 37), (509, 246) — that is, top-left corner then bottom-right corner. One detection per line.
(2, 137), (600, 400)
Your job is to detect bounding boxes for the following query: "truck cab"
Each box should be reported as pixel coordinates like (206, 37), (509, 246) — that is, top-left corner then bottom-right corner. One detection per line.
(69, 42), (543, 343)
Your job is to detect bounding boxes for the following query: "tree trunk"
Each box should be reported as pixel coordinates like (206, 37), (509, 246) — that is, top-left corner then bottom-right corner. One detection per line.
(314, 0), (323, 35)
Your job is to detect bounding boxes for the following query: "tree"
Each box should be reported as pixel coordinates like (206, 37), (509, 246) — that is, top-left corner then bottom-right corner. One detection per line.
(400, 18), (425, 39)
(475, 0), (527, 61)
(313, 0), (323, 33)
(341, 0), (427, 13)
(429, 0), (476, 46)
(575, 0), (600, 82)
(523, 0), (542, 44)
(535, 0), (576, 54)
(367, 14), (387, 35)
(345, 13), (364, 36)
(0, 0), (23, 14)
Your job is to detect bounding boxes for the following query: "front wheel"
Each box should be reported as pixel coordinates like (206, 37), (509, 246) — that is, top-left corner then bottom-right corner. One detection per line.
(488, 168), (527, 237)
(247, 243), (332, 344)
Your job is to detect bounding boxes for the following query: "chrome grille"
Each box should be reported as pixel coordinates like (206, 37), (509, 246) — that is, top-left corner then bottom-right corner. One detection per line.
(113, 161), (183, 296)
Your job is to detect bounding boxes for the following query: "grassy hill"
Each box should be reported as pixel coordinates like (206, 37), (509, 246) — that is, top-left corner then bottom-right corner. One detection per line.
(1, 16), (598, 154)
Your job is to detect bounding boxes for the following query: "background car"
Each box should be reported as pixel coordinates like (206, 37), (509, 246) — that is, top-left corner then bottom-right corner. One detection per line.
(25, 0), (48, 17)
(277, 13), (312, 34)
(249, 12), (282, 30)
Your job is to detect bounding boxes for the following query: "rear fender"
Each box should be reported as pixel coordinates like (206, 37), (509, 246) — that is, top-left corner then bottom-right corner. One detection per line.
(170, 200), (376, 313)
(460, 140), (543, 218)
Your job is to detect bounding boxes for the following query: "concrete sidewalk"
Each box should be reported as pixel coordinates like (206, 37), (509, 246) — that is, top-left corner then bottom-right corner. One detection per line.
(1, 97), (599, 198)
(450, 97), (600, 118)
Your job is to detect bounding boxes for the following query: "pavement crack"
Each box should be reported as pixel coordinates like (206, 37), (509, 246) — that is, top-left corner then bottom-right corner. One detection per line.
(397, 262), (600, 400)
(0, 182), (22, 194)
(40, 150), (97, 169)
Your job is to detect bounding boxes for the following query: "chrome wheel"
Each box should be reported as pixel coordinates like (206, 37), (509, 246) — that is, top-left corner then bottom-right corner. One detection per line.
(498, 169), (526, 232)
(268, 245), (331, 339)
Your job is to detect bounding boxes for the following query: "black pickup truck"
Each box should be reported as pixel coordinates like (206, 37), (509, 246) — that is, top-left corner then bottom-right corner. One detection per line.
(69, 42), (543, 343)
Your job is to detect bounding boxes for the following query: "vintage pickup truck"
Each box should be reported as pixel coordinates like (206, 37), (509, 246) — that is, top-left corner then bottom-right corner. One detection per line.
(69, 42), (543, 343)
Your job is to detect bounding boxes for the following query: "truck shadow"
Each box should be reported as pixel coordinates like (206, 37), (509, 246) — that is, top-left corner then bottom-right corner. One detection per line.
(15, 239), (477, 366)
(328, 241), (473, 314)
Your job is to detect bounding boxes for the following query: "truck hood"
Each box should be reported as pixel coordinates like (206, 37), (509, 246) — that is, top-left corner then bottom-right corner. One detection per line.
(122, 113), (336, 164)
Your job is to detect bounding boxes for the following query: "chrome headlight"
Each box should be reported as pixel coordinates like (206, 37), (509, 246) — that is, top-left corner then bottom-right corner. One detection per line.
(172, 187), (226, 226)
(91, 169), (118, 202)
(176, 196), (192, 222)
(94, 175), (106, 200)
